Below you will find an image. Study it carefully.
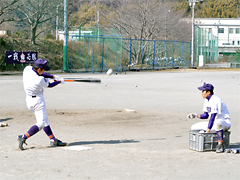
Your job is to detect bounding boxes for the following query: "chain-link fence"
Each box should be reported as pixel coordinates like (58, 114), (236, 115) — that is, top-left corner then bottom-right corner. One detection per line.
(68, 35), (191, 72)
(122, 38), (191, 71)
(69, 35), (123, 72)
(194, 26), (219, 66)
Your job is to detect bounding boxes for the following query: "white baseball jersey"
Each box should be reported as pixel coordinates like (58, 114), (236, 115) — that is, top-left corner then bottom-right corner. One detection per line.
(23, 65), (49, 96)
(203, 95), (230, 120)
(23, 65), (50, 128)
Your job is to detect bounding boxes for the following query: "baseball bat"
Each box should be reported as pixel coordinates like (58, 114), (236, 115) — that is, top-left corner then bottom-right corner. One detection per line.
(64, 78), (101, 83)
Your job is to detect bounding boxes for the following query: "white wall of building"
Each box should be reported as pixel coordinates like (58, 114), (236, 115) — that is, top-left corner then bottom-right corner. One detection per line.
(58, 30), (93, 41)
(194, 18), (240, 47)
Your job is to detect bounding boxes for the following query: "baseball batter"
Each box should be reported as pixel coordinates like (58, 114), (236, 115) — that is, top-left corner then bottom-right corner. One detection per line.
(187, 82), (231, 153)
(18, 59), (66, 150)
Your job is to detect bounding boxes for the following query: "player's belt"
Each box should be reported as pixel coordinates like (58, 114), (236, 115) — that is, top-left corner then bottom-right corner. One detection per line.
(32, 95), (36, 98)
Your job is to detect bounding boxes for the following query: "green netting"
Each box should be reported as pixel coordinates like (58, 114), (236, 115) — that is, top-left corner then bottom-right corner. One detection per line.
(68, 35), (191, 72)
(194, 26), (219, 66)
(69, 35), (123, 72)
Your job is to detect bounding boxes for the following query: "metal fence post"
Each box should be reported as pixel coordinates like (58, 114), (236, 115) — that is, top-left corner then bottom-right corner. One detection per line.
(120, 36), (123, 71)
(153, 40), (156, 69)
(163, 41), (166, 58)
(86, 37), (89, 71)
(208, 31), (210, 63)
(102, 37), (105, 71)
(92, 37), (95, 73)
(181, 42), (183, 67)
(70, 37), (73, 68)
(116, 38), (118, 70)
(141, 40), (144, 69)
(63, 0), (68, 71)
(196, 26), (199, 65)
(172, 41), (175, 68)
(129, 39), (132, 70)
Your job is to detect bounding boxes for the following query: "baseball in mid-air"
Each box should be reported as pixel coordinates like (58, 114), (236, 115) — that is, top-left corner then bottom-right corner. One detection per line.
(106, 69), (113, 75)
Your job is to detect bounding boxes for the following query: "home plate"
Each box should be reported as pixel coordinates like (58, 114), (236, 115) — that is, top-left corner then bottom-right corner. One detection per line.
(63, 146), (94, 151)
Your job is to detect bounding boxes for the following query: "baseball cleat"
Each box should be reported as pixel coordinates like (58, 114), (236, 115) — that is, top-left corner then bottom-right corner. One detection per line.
(216, 144), (225, 153)
(50, 139), (67, 146)
(18, 135), (27, 150)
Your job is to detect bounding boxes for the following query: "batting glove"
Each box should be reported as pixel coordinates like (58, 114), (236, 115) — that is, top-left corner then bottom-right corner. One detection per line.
(60, 78), (65, 84)
(187, 113), (197, 120)
(54, 75), (60, 81)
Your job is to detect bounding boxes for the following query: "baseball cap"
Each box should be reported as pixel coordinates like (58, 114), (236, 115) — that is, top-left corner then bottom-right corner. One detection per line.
(198, 82), (214, 91)
(34, 58), (50, 71)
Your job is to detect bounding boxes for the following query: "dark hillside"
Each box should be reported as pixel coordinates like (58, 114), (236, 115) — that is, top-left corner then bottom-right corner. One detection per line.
(0, 35), (64, 72)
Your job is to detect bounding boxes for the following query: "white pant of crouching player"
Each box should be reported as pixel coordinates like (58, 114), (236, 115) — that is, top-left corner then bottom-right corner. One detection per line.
(191, 118), (231, 133)
(191, 118), (231, 153)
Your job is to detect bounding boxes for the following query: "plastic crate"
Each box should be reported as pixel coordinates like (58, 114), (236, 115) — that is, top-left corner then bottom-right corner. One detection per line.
(189, 130), (230, 152)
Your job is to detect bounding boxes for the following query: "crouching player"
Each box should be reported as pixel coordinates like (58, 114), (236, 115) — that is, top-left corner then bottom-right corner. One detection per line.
(187, 83), (231, 153)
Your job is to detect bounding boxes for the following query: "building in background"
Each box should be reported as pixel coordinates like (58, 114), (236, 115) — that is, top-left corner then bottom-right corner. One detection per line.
(58, 30), (96, 41)
(195, 18), (240, 65)
(194, 18), (240, 47)
(182, 18), (240, 66)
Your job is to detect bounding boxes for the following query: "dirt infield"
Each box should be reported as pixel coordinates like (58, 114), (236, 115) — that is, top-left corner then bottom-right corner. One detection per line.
(0, 69), (240, 180)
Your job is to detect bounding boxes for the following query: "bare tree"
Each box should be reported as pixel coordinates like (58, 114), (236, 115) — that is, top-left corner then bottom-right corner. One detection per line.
(0, 0), (21, 25)
(16, 0), (62, 44)
(99, 0), (191, 42)
(96, 0), (191, 65)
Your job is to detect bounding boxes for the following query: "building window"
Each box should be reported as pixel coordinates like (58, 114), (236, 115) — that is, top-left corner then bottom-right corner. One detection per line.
(238, 41), (240, 45)
(232, 41), (235, 45)
(209, 28), (212, 33)
(218, 28), (224, 33)
(236, 28), (240, 34)
(229, 28), (234, 34)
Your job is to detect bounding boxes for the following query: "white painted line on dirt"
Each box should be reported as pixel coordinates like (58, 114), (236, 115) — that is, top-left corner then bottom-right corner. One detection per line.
(124, 109), (136, 112)
(63, 146), (94, 151)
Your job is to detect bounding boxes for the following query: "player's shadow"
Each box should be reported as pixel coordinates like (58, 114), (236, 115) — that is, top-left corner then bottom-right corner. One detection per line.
(0, 118), (12, 122)
(229, 142), (240, 148)
(68, 139), (140, 146)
